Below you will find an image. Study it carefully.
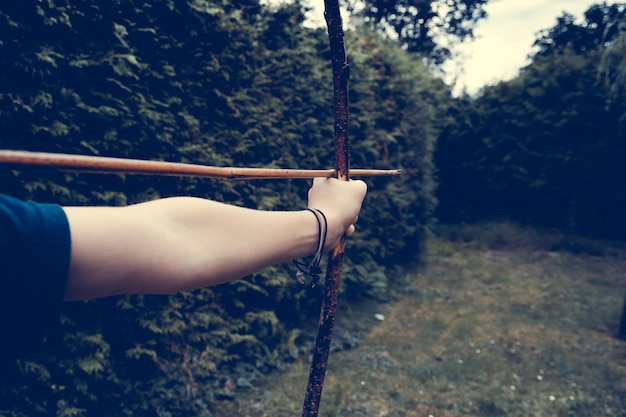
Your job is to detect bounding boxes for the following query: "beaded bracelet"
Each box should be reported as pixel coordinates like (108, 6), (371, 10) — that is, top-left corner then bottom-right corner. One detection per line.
(294, 208), (327, 287)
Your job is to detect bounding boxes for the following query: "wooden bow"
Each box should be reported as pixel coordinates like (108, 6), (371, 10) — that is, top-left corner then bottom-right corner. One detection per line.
(301, 1), (350, 416)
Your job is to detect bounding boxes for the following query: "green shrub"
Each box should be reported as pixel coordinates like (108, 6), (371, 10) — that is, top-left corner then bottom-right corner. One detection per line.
(0, 1), (444, 415)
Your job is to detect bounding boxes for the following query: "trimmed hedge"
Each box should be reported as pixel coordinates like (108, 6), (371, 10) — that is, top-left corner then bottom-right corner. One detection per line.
(0, 1), (445, 415)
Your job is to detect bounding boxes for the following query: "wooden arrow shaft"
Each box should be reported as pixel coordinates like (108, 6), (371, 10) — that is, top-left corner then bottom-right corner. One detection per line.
(0, 150), (399, 180)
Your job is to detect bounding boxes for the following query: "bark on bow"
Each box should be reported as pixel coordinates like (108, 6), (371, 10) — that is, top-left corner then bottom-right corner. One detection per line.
(301, 1), (350, 416)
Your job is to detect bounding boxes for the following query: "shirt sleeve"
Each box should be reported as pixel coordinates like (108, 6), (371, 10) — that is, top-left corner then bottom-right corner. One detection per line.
(0, 193), (71, 360)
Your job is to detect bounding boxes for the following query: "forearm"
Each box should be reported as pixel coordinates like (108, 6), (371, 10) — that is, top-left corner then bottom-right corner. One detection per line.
(63, 197), (319, 300)
(62, 178), (366, 301)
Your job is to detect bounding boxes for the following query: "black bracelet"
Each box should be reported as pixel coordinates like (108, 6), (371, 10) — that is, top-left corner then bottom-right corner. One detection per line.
(294, 208), (327, 287)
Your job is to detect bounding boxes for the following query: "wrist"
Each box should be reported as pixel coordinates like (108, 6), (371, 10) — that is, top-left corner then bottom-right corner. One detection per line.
(294, 208), (327, 285)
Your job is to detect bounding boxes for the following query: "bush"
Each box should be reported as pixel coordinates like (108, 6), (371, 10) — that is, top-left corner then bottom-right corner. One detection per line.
(0, 1), (444, 415)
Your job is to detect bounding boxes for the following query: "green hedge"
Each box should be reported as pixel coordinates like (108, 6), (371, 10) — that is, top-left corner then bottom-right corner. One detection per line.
(436, 46), (626, 239)
(0, 1), (445, 415)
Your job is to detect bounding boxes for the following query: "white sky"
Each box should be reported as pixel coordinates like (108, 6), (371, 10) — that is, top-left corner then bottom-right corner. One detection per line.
(299, 0), (602, 95)
(446, 0), (601, 94)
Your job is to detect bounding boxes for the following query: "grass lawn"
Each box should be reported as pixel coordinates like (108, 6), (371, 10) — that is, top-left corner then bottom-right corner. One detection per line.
(215, 226), (626, 417)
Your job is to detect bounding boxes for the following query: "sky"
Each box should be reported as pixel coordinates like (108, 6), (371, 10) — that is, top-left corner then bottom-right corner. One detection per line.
(298, 0), (602, 95)
(446, 0), (602, 94)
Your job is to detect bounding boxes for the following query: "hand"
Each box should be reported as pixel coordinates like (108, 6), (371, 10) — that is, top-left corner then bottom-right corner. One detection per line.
(307, 178), (367, 250)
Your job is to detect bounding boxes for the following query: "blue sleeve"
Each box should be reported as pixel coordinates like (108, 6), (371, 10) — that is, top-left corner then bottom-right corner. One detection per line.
(0, 193), (71, 360)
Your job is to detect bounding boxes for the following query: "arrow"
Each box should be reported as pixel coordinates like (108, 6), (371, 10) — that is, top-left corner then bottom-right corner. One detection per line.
(0, 150), (399, 180)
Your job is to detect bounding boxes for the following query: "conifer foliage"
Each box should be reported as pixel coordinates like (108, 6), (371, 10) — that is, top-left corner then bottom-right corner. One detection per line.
(436, 3), (626, 240)
(0, 1), (444, 415)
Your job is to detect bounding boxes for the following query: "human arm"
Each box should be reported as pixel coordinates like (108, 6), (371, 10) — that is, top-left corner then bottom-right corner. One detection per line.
(62, 178), (366, 301)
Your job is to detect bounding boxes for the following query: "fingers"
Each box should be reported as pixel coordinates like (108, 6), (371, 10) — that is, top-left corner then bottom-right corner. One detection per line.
(310, 177), (367, 195)
(307, 177), (367, 243)
(308, 178), (367, 210)
(345, 213), (358, 237)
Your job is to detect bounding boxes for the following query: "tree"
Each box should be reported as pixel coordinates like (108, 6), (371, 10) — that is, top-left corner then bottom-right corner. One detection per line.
(436, 46), (626, 237)
(349, 0), (489, 65)
(533, 2), (626, 57)
(599, 6), (626, 106)
(436, 2), (626, 240)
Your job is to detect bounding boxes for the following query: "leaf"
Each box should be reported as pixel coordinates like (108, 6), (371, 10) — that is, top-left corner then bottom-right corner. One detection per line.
(77, 358), (105, 375)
